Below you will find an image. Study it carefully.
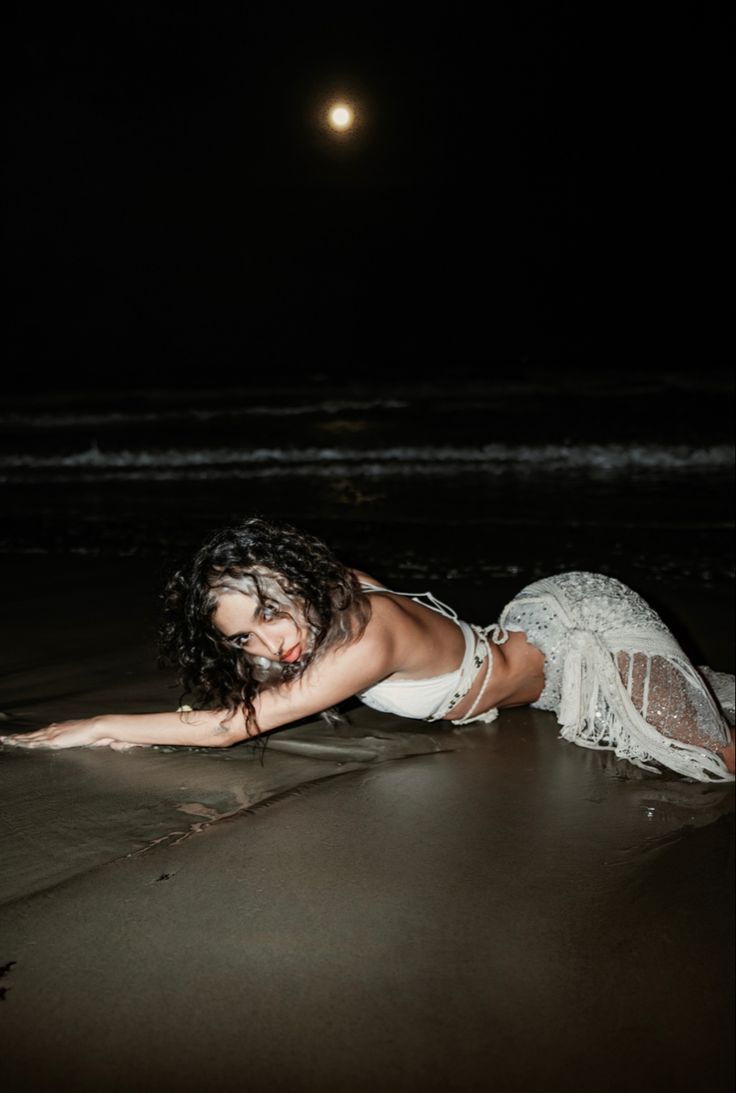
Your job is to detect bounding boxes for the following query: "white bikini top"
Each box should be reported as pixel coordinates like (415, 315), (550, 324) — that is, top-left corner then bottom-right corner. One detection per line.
(356, 582), (508, 725)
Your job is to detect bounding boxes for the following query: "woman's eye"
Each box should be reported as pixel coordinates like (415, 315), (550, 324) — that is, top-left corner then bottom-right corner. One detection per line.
(233, 634), (250, 647)
(263, 604), (277, 620)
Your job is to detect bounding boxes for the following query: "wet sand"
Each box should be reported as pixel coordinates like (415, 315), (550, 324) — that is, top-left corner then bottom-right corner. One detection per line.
(0, 558), (733, 1091)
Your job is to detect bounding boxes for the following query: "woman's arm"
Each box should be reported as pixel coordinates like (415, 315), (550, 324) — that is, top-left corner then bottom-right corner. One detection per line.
(0, 613), (397, 751)
(0, 708), (246, 750)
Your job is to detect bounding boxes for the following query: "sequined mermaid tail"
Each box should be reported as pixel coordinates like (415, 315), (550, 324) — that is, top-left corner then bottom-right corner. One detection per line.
(499, 573), (734, 782)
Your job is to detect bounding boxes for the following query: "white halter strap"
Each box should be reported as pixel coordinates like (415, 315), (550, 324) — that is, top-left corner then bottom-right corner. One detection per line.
(360, 583), (460, 622)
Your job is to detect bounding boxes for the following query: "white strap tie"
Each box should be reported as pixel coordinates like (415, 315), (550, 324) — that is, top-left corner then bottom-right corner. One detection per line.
(451, 625), (498, 725)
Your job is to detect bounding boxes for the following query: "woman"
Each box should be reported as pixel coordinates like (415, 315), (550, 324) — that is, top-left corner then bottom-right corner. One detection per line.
(2, 518), (734, 781)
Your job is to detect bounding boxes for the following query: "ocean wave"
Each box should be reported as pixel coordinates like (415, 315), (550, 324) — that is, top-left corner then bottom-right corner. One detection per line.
(0, 399), (408, 428)
(0, 443), (732, 482)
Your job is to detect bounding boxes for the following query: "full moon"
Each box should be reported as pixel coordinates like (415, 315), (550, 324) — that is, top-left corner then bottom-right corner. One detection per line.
(328, 103), (354, 131)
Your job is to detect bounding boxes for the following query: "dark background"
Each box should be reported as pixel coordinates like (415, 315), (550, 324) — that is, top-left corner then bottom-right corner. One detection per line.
(7, 4), (731, 390)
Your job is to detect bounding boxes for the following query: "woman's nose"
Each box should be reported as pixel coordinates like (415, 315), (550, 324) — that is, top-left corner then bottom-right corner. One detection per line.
(259, 624), (292, 658)
(258, 631), (281, 657)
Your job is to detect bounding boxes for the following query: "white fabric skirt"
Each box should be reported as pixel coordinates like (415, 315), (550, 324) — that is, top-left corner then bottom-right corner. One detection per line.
(499, 573), (734, 782)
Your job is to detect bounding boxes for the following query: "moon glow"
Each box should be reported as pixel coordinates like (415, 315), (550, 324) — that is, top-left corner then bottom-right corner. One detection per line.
(328, 103), (354, 131)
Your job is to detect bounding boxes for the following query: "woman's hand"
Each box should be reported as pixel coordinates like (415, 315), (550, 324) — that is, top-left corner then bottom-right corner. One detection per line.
(0, 716), (143, 751)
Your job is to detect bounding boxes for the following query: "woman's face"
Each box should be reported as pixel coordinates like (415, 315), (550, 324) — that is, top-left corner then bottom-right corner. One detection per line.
(212, 590), (308, 665)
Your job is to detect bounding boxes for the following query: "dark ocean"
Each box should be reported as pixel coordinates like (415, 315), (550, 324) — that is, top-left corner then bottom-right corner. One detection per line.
(2, 366), (733, 595)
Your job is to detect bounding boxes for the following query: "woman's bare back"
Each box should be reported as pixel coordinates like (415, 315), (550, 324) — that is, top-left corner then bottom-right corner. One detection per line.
(351, 569), (546, 719)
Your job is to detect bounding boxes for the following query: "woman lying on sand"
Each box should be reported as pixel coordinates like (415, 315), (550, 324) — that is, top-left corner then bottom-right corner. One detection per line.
(2, 518), (734, 781)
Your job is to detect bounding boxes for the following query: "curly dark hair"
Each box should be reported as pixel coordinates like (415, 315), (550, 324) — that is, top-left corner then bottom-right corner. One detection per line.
(158, 517), (370, 734)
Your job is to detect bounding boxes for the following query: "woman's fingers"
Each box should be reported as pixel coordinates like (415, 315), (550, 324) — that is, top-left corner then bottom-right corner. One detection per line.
(1, 732), (42, 747)
(2, 722), (101, 749)
(1, 722), (149, 752)
(2, 724), (67, 744)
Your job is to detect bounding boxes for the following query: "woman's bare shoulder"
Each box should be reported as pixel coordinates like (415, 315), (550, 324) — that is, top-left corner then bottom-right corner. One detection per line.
(348, 567), (421, 647)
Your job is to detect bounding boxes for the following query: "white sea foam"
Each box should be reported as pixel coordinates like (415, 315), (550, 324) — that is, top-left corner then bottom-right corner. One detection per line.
(0, 399), (408, 428)
(0, 443), (732, 481)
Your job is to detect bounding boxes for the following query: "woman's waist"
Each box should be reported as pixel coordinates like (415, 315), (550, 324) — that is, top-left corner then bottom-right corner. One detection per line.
(441, 628), (545, 719)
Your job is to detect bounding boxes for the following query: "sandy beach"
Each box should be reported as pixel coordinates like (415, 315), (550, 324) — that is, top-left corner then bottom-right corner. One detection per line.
(1, 556), (733, 1091)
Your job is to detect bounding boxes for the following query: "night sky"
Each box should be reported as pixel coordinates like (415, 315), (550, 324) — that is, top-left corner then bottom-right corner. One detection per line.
(7, 5), (731, 389)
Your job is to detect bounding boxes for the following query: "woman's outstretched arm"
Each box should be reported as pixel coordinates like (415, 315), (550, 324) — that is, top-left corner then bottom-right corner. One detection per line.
(0, 708), (246, 750)
(0, 616), (396, 751)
